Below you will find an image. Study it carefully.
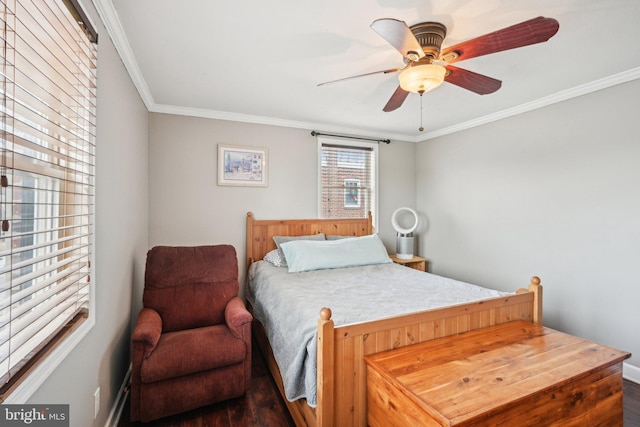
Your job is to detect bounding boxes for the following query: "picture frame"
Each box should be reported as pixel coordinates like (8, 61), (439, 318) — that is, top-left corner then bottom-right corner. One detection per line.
(217, 144), (268, 187)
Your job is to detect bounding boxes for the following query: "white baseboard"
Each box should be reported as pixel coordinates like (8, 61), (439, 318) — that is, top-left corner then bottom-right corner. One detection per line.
(105, 364), (131, 427)
(624, 362), (640, 384)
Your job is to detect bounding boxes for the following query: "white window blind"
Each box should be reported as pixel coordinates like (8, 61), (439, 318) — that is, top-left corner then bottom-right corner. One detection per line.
(0, 0), (96, 392)
(319, 140), (377, 222)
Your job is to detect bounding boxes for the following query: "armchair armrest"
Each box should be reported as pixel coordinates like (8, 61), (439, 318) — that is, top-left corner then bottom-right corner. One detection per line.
(225, 297), (253, 340)
(132, 308), (163, 358)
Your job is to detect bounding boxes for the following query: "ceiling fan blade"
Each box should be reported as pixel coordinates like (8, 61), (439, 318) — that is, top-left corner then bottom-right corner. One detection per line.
(445, 65), (502, 95)
(371, 18), (425, 61)
(318, 67), (402, 87)
(383, 86), (410, 112)
(442, 16), (559, 63)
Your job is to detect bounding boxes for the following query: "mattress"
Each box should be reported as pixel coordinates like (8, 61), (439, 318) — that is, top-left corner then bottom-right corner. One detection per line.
(246, 260), (510, 407)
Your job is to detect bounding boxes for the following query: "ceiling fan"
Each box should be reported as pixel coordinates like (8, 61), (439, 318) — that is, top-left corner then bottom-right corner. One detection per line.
(319, 16), (559, 113)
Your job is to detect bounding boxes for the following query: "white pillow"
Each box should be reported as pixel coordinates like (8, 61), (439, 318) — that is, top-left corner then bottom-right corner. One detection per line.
(280, 234), (391, 273)
(263, 248), (285, 267)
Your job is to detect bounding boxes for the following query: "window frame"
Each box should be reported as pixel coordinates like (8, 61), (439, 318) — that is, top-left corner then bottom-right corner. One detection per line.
(317, 137), (379, 230)
(0, 0), (97, 402)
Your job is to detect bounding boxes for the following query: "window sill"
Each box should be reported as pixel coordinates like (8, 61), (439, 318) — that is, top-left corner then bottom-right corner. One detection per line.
(2, 313), (95, 403)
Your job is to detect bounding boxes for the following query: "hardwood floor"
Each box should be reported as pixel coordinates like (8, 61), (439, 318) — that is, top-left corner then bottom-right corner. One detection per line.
(118, 340), (295, 427)
(119, 342), (640, 426)
(626, 377), (640, 427)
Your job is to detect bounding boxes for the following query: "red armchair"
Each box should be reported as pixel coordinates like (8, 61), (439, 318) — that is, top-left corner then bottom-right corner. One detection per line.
(130, 245), (252, 422)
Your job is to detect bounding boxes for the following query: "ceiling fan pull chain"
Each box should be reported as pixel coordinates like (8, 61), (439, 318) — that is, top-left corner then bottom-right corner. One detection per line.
(419, 93), (424, 132)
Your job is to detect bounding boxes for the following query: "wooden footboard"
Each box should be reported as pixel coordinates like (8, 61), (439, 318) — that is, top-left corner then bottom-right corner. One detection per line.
(316, 277), (542, 427)
(251, 278), (542, 427)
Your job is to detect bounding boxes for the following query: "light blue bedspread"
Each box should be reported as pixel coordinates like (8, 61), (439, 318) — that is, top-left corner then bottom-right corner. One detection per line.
(246, 261), (509, 407)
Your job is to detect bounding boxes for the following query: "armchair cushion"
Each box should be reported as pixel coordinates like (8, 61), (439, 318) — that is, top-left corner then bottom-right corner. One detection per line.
(143, 245), (239, 332)
(140, 325), (246, 383)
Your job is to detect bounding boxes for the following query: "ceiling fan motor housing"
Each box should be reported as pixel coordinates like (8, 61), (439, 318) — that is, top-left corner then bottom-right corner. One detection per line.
(410, 22), (447, 59)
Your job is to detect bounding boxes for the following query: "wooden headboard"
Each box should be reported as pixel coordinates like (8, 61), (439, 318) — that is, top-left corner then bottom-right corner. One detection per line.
(245, 212), (373, 266)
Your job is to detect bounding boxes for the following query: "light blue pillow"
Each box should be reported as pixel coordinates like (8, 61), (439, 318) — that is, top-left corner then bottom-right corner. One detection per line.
(280, 234), (392, 273)
(273, 233), (326, 267)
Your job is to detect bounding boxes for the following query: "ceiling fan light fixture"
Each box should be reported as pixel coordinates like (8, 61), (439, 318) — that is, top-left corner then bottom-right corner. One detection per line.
(398, 64), (446, 94)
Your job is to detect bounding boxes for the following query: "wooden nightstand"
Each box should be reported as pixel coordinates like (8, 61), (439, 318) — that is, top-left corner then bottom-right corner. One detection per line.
(389, 254), (427, 272)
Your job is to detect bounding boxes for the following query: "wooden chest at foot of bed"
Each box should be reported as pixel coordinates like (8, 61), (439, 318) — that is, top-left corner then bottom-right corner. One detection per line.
(364, 320), (630, 427)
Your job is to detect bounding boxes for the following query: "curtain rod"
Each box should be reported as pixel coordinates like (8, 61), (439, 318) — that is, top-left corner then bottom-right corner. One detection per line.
(311, 131), (390, 144)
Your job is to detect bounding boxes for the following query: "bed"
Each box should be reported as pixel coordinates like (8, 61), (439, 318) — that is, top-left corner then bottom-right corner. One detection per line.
(245, 212), (543, 427)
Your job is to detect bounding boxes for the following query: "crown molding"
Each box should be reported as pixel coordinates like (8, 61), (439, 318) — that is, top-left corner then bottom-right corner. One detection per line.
(419, 67), (640, 141)
(154, 67), (640, 143)
(92, 0), (154, 110)
(150, 103), (414, 143)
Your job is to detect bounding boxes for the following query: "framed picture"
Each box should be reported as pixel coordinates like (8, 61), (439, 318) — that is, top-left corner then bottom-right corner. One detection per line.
(217, 144), (268, 187)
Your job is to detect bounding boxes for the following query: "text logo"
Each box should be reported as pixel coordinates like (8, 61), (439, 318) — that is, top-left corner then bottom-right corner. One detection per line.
(1, 405), (69, 426)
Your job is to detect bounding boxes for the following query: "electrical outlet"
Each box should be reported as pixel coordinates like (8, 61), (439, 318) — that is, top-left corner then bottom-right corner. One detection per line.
(94, 387), (100, 419)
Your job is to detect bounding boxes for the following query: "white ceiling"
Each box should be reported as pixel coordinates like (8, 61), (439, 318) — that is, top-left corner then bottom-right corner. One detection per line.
(96, 0), (640, 142)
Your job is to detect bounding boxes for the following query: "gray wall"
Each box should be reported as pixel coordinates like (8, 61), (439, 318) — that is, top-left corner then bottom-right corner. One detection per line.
(26, 2), (150, 426)
(148, 114), (417, 289)
(415, 79), (640, 372)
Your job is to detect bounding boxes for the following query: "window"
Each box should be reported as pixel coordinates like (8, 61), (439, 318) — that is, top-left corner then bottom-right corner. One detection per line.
(319, 139), (378, 224)
(0, 0), (97, 398)
(344, 179), (360, 208)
